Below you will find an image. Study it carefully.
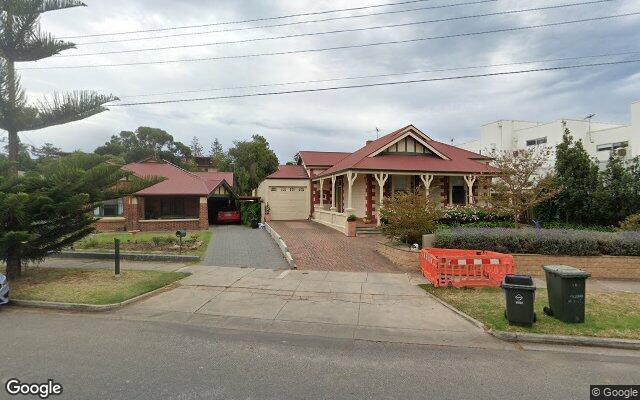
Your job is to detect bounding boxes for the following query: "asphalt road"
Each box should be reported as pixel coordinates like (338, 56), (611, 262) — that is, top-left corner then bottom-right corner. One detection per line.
(1, 309), (639, 400)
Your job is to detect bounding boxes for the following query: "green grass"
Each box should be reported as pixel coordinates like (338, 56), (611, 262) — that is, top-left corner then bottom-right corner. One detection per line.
(9, 268), (189, 305)
(421, 285), (640, 340)
(74, 230), (212, 257)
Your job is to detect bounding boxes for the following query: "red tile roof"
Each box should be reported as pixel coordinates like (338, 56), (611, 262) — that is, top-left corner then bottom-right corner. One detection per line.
(316, 125), (496, 177)
(194, 171), (235, 189)
(266, 165), (309, 179)
(123, 160), (233, 196)
(297, 151), (350, 167)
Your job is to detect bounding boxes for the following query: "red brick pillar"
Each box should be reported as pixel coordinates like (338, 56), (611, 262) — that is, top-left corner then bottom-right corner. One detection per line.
(441, 177), (449, 207)
(365, 174), (375, 222)
(199, 197), (209, 230)
(130, 196), (142, 231)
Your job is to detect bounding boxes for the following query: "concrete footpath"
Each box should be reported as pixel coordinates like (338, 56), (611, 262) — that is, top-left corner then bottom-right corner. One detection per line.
(118, 266), (510, 349)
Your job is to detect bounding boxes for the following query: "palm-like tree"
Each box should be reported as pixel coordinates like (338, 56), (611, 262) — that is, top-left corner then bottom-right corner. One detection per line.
(0, 0), (116, 176)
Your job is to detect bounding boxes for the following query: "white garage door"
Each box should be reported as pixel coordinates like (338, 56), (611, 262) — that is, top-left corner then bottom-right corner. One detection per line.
(269, 186), (308, 220)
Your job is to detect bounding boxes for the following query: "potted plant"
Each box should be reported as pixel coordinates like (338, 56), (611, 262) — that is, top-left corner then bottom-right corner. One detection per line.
(264, 203), (272, 222)
(346, 214), (357, 237)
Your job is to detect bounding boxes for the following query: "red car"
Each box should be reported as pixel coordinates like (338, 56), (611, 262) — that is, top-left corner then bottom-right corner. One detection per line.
(217, 210), (241, 224)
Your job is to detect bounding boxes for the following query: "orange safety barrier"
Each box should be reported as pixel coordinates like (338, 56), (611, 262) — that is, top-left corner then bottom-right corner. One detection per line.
(420, 248), (516, 288)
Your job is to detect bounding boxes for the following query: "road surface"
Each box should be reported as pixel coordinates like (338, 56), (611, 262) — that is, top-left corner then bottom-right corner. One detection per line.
(1, 309), (638, 400)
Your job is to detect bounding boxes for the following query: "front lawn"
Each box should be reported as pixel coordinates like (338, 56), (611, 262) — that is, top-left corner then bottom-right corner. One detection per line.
(421, 285), (640, 340)
(73, 230), (212, 257)
(8, 268), (189, 305)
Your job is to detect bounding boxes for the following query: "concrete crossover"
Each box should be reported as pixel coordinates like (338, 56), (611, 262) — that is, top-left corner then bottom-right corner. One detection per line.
(200, 225), (289, 269)
(119, 266), (509, 349)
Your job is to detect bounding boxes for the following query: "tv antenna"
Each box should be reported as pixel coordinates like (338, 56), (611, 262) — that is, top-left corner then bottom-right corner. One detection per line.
(584, 113), (596, 143)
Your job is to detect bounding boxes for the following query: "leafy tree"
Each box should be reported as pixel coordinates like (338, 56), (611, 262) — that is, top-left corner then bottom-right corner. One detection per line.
(1, 1), (116, 176)
(226, 135), (278, 194)
(190, 136), (204, 157)
(597, 154), (636, 225)
(380, 191), (442, 245)
(489, 147), (558, 227)
(209, 138), (231, 171)
(94, 127), (192, 166)
(554, 127), (600, 224)
(0, 153), (159, 279)
(629, 157), (640, 212)
(30, 142), (63, 160)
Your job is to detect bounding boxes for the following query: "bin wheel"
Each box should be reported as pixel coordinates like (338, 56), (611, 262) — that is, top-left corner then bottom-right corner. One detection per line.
(543, 306), (553, 317)
(533, 312), (537, 323)
(504, 310), (507, 319)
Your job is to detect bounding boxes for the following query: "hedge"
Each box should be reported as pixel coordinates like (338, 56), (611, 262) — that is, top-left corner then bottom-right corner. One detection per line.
(433, 228), (640, 257)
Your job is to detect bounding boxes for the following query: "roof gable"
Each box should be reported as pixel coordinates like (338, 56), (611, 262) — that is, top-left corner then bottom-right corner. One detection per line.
(316, 125), (498, 177)
(297, 151), (350, 167)
(369, 129), (449, 160)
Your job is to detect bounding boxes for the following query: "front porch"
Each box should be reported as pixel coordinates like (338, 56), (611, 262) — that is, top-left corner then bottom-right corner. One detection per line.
(311, 171), (491, 233)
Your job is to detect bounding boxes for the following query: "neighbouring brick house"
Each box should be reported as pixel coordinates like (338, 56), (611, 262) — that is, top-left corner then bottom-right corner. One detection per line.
(95, 158), (236, 232)
(257, 125), (498, 234)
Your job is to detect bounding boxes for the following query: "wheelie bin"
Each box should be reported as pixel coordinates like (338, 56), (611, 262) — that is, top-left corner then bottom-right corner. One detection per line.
(542, 265), (590, 323)
(502, 274), (537, 326)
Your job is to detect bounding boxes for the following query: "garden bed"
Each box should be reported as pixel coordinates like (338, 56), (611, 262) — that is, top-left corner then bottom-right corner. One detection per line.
(421, 285), (640, 340)
(73, 231), (212, 257)
(6, 268), (189, 305)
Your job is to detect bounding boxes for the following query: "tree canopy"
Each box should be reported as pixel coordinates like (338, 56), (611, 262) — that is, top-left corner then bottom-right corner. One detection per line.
(226, 135), (278, 195)
(94, 127), (192, 166)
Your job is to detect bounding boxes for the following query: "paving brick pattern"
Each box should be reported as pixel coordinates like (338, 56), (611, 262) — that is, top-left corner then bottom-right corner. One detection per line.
(201, 225), (289, 269)
(268, 221), (406, 273)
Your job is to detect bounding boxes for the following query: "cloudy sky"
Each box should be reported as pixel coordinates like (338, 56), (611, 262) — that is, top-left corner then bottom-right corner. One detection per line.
(11, 0), (640, 162)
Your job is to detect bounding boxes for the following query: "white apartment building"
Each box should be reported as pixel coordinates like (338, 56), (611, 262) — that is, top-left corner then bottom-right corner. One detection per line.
(461, 100), (640, 168)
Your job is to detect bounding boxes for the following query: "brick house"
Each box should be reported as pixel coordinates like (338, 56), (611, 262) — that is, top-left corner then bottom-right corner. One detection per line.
(95, 158), (236, 232)
(257, 125), (498, 234)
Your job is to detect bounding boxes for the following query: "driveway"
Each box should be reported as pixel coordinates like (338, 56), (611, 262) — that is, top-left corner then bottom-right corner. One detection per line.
(201, 225), (289, 269)
(268, 221), (402, 273)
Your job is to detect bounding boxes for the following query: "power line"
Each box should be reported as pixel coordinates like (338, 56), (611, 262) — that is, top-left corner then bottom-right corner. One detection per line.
(116, 49), (640, 99)
(61, 1), (611, 57)
(21, 12), (640, 70)
(76, 0), (498, 46)
(60, 0), (440, 39)
(107, 59), (640, 106)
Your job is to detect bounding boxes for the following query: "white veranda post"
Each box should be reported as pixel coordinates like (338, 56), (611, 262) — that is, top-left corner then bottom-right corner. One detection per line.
(463, 175), (478, 205)
(346, 171), (358, 212)
(330, 175), (337, 211)
(419, 174), (434, 198)
(319, 179), (324, 208)
(373, 172), (389, 227)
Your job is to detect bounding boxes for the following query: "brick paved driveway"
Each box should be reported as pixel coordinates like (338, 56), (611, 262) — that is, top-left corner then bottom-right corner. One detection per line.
(268, 221), (408, 273)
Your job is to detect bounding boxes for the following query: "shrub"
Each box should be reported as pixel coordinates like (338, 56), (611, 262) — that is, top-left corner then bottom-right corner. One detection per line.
(240, 202), (261, 226)
(541, 221), (617, 232)
(620, 213), (640, 231)
(439, 205), (511, 226)
(347, 214), (357, 222)
(151, 236), (175, 246)
(380, 191), (442, 245)
(433, 228), (640, 257)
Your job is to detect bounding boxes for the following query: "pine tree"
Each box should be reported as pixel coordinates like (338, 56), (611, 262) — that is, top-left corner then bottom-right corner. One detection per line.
(0, 153), (160, 279)
(554, 126), (601, 224)
(190, 136), (203, 157)
(209, 138), (231, 171)
(1, 1), (116, 176)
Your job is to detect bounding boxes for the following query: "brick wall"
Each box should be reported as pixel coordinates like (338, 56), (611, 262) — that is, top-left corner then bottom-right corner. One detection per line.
(95, 218), (127, 232)
(514, 254), (640, 280)
(199, 197), (209, 230)
(375, 249), (640, 280)
(138, 219), (200, 232)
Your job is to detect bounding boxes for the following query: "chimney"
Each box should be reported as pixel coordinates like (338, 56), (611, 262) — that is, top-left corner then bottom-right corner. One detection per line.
(366, 140), (373, 145)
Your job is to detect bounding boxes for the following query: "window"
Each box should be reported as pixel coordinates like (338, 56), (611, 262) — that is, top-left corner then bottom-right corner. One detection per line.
(393, 176), (410, 192)
(94, 198), (124, 217)
(597, 141), (628, 152)
(526, 137), (547, 146)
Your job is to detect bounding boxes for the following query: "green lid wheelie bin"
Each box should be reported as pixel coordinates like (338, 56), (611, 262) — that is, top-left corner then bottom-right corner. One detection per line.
(502, 275), (537, 326)
(542, 265), (590, 323)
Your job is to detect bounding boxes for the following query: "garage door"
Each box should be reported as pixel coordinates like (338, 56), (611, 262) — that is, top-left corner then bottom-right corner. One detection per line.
(269, 186), (308, 220)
